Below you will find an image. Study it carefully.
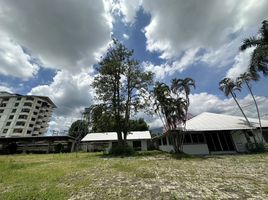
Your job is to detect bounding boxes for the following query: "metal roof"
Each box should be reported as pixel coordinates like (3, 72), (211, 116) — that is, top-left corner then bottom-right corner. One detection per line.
(185, 112), (268, 131)
(81, 131), (151, 142)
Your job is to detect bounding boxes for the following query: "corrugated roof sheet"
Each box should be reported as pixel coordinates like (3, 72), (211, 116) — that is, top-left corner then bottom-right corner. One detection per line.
(185, 112), (268, 131)
(81, 131), (151, 142)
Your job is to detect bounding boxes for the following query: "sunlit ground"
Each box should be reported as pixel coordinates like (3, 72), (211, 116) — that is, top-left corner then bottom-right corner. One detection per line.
(0, 151), (268, 199)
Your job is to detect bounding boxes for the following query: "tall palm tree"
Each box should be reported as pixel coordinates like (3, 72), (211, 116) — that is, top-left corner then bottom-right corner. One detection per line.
(237, 72), (263, 139)
(171, 78), (195, 108)
(240, 20), (268, 76)
(219, 78), (256, 143)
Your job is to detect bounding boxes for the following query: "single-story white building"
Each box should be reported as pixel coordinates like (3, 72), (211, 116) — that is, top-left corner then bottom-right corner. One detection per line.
(158, 112), (268, 155)
(81, 131), (151, 152)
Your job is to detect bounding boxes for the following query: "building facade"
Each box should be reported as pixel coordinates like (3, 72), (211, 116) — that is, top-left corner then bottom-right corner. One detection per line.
(0, 92), (56, 137)
(157, 112), (268, 155)
(81, 131), (152, 152)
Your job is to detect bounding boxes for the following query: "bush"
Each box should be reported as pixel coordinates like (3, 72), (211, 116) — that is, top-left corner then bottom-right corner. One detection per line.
(247, 143), (267, 153)
(54, 143), (63, 153)
(7, 143), (18, 154)
(109, 145), (135, 156)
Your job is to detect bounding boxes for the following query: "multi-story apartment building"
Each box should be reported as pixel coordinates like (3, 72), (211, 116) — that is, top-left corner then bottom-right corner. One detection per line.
(0, 92), (56, 137)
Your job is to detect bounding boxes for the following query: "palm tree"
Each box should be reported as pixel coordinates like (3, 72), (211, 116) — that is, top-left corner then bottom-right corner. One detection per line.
(219, 78), (256, 144)
(237, 72), (263, 140)
(240, 20), (268, 76)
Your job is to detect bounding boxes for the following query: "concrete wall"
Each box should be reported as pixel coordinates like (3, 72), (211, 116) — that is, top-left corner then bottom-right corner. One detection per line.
(183, 144), (209, 155)
(231, 131), (247, 152)
(159, 144), (209, 155)
(82, 139), (149, 152)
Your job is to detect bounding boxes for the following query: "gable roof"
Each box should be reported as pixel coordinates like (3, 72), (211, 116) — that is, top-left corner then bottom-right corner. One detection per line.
(185, 112), (268, 131)
(81, 131), (151, 142)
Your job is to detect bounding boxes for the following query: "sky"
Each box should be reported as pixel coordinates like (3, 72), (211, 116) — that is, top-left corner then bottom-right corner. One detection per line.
(0, 0), (268, 133)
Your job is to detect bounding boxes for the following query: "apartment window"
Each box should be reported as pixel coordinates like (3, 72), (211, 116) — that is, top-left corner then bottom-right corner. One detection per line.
(23, 102), (32, 107)
(15, 103), (19, 107)
(12, 109), (16, 113)
(18, 115), (28, 119)
(0, 109), (4, 113)
(3, 129), (8, 133)
(2, 97), (9, 101)
(29, 124), (34, 127)
(17, 97), (22, 100)
(26, 97), (34, 101)
(21, 108), (30, 113)
(13, 128), (23, 133)
(6, 122), (11, 126)
(0, 103), (6, 107)
(27, 130), (31, 134)
(37, 100), (42, 104)
(9, 115), (14, 120)
(35, 106), (40, 109)
(16, 121), (25, 126)
(33, 112), (38, 115)
(31, 118), (36, 121)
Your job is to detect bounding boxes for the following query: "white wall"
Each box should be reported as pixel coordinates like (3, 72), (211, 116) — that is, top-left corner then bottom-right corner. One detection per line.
(231, 131), (248, 152)
(159, 144), (209, 155)
(141, 140), (147, 151)
(183, 144), (209, 155)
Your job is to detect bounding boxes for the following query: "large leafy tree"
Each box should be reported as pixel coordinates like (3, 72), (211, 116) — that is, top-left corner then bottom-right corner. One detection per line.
(68, 120), (88, 139)
(240, 20), (268, 76)
(92, 39), (153, 146)
(219, 78), (256, 143)
(153, 77), (195, 153)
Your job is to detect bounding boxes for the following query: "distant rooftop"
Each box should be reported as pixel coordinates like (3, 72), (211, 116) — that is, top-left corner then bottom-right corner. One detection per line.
(82, 131), (151, 142)
(185, 112), (268, 131)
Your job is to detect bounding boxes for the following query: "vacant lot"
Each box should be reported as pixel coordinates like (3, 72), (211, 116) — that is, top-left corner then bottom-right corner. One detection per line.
(0, 151), (268, 200)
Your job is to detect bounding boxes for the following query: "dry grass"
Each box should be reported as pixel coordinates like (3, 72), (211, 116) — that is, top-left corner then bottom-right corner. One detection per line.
(0, 151), (268, 199)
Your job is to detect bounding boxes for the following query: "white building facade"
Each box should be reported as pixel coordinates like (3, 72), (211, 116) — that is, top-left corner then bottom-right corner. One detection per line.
(0, 92), (56, 137)
(158, 112), (268, 155)
(81, 131), (152, 152)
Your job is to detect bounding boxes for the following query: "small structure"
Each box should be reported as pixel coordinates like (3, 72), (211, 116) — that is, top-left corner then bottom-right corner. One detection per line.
(157, 112), (268, 155)
(0, 135), (75, 154)
(81, 131), (151, 152)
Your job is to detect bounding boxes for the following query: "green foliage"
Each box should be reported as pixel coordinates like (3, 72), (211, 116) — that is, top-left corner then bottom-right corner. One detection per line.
(108, 145), (135, 156)
(240, 20), (268, 76)
(92, 39), (153, 145)
(247, 143), (267, 153)
(68, 120), (88, 138)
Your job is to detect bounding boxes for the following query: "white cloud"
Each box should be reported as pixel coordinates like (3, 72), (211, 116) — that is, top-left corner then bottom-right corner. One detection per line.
(118, 0), (268, 70)
(28, 70), (96, 131)
(189, 92), (268, 119)
(0, 34), (39, 79)
(0, 0), (113, 75)
(123, 33), (129, 40)
(148, 92), (268, 128)
(142, 48), (199, 80)
(0, 84), (14, 93)
(226, 47), (254, 79)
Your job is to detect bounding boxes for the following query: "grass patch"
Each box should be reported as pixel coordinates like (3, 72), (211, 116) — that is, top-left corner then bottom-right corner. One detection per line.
(0, 151), (268, 199)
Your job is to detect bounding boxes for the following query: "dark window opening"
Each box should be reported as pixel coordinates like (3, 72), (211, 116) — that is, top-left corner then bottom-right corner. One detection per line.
(133, 141), (142, 151)
(162, 137), (167, 145)
(184, 134), (192, 144)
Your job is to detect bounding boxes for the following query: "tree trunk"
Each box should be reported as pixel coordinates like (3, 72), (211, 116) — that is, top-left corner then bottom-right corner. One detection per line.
(245, 81), (263, 142)
(230, 92), (253, 143)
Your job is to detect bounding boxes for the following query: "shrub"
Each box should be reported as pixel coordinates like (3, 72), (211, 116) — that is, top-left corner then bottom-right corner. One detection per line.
(109, 145), (135, 156)
(247, 143), (267, 153)
(54, 143), (63, 153)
